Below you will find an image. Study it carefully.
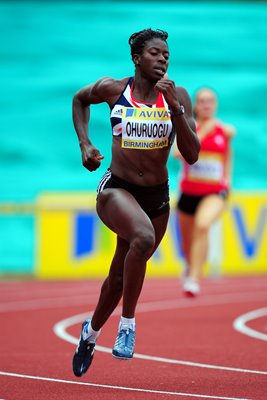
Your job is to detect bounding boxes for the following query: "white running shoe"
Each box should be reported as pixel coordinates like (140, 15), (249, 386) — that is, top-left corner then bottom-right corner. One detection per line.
(183, 277), (200, 297)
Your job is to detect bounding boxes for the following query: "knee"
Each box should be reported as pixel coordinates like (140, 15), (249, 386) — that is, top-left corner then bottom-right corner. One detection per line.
(195, 221), (210, 236)
(130, 230), (156, 260)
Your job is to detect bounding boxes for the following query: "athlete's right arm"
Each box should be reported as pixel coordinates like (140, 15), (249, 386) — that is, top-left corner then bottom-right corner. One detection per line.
(72, 77), (123, 171)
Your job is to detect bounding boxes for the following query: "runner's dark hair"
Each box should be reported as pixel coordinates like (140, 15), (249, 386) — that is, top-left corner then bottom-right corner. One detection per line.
(129, 28), (168, 59)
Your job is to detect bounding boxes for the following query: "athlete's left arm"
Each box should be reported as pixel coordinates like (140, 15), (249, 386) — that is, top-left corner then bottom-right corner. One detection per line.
(172, 86), (200, 164)
(155, 78), (200, 164)
(223, 123), (236, 139)
(223, 123), (236, 187)
(172, 140), (183, 160)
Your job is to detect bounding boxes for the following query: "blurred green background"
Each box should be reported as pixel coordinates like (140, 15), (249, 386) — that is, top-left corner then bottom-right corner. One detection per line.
(0, 1), (267, 273)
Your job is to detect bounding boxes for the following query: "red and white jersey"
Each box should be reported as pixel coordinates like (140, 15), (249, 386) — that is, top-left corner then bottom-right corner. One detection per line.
(180, 122), (230, 195)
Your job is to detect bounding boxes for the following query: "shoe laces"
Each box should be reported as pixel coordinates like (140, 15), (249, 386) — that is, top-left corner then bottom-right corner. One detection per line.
(115, 328), (135, 349)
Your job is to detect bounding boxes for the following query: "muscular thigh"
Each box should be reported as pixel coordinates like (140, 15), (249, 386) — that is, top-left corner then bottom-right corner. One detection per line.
(151, 209), (170, 251)
(96, 188), (154, 242)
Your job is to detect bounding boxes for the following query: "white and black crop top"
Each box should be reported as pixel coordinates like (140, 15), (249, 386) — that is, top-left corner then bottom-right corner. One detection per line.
(110, 77), (174, 150)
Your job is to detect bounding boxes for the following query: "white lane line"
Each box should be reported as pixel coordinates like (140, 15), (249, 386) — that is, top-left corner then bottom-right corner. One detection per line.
(233, 307), (267, 341)
(0, 284), (100, 300)
(1, 289), (267, 313)
(53, 311), (267, 376)
(0, 294), (98, 312)
(0, 371), (252, 400)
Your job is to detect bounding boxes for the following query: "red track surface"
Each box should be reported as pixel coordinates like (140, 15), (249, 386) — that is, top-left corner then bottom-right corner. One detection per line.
(0, 276), (267, 400)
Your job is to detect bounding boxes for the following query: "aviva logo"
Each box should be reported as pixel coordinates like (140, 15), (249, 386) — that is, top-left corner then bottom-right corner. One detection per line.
(232, 206), (267, 257)
(124, 107), (170, 120)
(74, 213), (95, 256)
(36, 191), (267, 279)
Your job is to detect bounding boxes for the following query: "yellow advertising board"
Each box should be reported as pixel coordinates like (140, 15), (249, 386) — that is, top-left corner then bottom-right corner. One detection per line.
(222, 192), (267, 274)
(35, 191), (267, 279)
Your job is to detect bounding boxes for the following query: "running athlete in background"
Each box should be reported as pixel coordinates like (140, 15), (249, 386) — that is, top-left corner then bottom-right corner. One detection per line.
(72, 28), (200, 377)
(173, 87), (236, 297)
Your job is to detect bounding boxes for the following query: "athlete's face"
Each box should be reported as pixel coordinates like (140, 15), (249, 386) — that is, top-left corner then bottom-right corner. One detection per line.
(136, 38), (169, 81)
(194, 89), (217, 120)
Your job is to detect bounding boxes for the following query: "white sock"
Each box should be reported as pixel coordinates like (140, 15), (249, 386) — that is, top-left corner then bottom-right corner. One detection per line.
(82, 320), (101, 342)
(183, 261), (190, 274)
(180, 261), (190, 279)
(119, 316), (135, 331)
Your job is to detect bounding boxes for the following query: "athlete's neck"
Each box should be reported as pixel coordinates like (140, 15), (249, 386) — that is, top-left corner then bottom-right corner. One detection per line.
(131, 78), (159, 104)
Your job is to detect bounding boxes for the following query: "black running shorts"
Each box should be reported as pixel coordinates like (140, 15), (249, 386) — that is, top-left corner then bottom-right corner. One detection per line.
(177, 191), (228, 215)
(97, 169), (170, 219)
